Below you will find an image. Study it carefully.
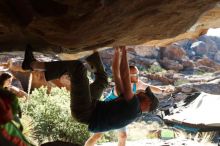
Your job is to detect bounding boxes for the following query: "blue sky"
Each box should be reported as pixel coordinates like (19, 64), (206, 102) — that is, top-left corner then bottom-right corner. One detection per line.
(206, 28), (220, 37)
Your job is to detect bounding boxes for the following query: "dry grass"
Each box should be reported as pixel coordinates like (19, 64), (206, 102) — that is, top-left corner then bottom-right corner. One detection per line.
(20, 114), (38, 145)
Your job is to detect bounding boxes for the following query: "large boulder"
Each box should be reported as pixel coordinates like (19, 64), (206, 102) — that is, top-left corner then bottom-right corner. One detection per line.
(214, 51), (220, 63)
(190, 41), (208, 57)
(196, 57), (220, 71)
(0, 0), (219, 55)
(181, 59), (194, 70)
(160, 45), (186, 61)
(159, 58), (184, 71)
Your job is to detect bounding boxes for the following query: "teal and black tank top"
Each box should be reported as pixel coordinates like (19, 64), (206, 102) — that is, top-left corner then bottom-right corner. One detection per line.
(104, 83), (137, 101)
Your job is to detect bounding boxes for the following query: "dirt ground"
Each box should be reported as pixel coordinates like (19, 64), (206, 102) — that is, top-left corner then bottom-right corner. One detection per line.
(97, 121), (218, 146)
(97, 138), (217, 146)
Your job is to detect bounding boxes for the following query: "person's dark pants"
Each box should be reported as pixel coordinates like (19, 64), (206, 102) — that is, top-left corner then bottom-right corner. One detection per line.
(43, 53), (108, 124)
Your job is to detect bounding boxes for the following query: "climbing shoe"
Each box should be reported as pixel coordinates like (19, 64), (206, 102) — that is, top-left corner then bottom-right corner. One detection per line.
(22, 44), (36, 71)
(85, 52), (105, 73)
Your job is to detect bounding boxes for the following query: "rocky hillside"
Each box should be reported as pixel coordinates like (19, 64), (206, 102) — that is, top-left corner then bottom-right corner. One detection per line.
(99, 33), (220, 95)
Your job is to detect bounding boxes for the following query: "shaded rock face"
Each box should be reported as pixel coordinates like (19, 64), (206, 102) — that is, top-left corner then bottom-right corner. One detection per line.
(0, 0), (219, 54)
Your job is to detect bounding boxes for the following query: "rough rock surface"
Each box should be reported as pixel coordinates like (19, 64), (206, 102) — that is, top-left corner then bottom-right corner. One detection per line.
(0, 0), (219, 56)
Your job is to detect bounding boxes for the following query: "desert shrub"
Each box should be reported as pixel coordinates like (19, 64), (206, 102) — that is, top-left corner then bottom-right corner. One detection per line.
(21, 87), (89, 145)
(146, 65), (165, 74)
(193, 70), (206, 75)
(20, 114), (37, 145)
(174, 79), (190, 86)
(137, 66), (145, 72)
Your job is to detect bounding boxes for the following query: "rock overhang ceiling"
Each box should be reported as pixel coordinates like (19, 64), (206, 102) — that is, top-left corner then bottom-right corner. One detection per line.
(0, 0), (220, 57)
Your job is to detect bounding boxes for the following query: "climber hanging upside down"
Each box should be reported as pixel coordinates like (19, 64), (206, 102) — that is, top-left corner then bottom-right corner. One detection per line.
(22, 45), (159, 132)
